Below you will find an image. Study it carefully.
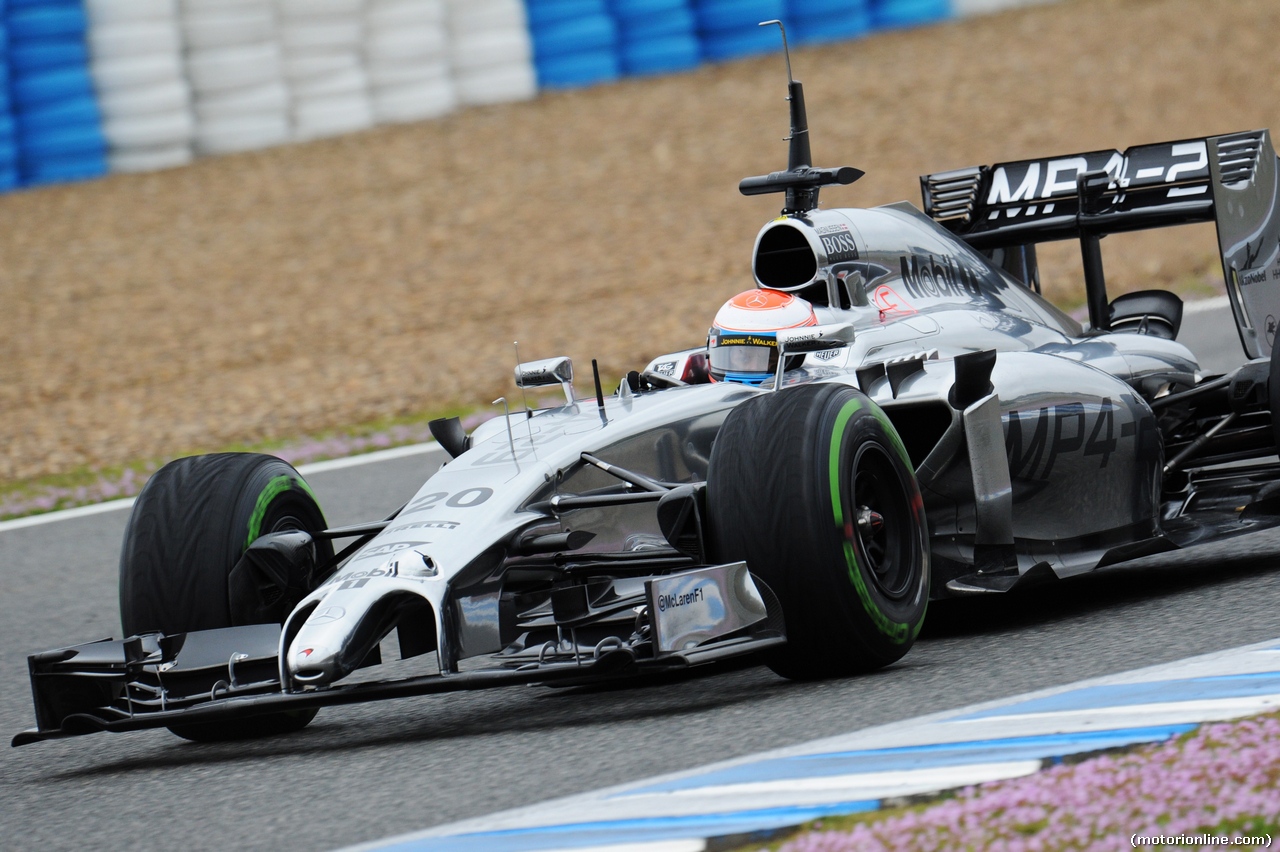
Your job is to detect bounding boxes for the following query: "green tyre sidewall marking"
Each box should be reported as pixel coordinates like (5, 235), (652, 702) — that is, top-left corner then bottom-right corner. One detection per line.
(827, 395), (916, 646)
(245, 473), (296, 550)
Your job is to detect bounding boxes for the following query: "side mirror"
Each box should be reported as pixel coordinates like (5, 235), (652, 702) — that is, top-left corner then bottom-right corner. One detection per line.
(1108, 290), (1183, 339)
(777, 322), (855, 354)
(774, 322), (855, 390)
(515, 356), (576, 404)
(428, 416), (471, 459)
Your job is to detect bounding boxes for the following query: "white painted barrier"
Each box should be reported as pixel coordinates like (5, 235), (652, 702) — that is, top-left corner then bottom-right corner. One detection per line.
(182, 0), (291, 155)
(365, 0), (457, 124)
(448, 0), (537, 107)
(279, 0), (374, 141)
(86, 0), (194, 172)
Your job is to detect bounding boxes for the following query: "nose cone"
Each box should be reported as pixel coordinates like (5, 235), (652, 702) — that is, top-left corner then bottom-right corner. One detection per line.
(284, 568), (422, 688)
(287, 602), (357, 686)
(288, 640), (343, 685)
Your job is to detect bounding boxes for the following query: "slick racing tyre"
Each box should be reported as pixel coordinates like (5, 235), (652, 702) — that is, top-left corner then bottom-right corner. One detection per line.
(708, 383), (929, 679)
(119, 453), (333, 741)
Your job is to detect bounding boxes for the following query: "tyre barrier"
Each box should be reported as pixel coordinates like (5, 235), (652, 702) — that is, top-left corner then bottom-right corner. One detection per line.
(788, 0), (870, 46)
(7, 0), (107, 186)
(366, 0), (456, 124)
(86, 0), (193, 174)
(182, 0), (289, 156)
(448, 0), (536, 107)
(871, 0), (951, 28)
(694, 0), (784, 62)
(0, 18), (16, 191)
(609, 0), (700, 77)
(279, 0), (373, 141)
(2, 0), (1030, 190)
(527, 0), (619, 90)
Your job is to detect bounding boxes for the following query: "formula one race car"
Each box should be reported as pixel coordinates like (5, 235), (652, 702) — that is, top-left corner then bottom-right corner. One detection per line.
(17, 32), (1280, 746)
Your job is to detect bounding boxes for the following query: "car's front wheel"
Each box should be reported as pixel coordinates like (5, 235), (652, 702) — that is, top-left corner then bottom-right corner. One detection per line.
(707, 383), (930, 680)
(119, 452), (333, 741)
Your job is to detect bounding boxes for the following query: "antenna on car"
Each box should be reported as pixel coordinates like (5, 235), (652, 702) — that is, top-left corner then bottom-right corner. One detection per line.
(738, 20), (864, 215)
(770, 20), (805, 176)
(512, 341), (537, 459)
(591, 359), (608, 427)
(492, 397), (520, 472)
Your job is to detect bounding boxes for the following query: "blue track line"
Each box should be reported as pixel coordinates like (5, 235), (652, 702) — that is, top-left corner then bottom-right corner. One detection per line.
(619, 724), (1196, 794)
(377, 799), (880, 851)
(952, 672), (1280, 720)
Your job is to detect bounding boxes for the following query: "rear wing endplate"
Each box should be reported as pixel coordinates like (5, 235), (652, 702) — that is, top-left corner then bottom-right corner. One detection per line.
(921, 130), (1280, 358)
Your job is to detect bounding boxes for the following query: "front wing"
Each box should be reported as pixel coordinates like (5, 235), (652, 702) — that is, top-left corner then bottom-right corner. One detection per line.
(14, 565), (785, 746)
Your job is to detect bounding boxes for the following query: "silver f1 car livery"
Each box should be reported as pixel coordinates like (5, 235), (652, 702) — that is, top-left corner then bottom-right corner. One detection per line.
(18, 31), (1280, 746)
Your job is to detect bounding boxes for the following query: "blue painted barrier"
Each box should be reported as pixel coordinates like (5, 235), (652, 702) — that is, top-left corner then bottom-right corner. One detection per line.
(0, 1), (14, 191)
(694, 0), (786, 61)
(788, 0), (871, 45)
(619, 32), (700, 76)
(531, 10), (617, 56)
(10, 65), (95, 109)
(21, 149), (106, 183)
(872, 0), (951, 28)
(536, 49), (621, 88)
(614, 5), (696, 41)
(526, 0), (608, 27)
(17, 123), (105, 158)
(611, 0), (686, 16)
(9, 36), (88, 73)
(11, 93), (98, 133)
(528, 0), (620, 88)
(6, 0), (105, 188)
(610, 0), (700, 76)
(7, 2), (86, 40)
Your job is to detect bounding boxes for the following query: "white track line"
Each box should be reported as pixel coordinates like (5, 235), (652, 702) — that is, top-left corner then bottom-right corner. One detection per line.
(0, 497), (140, 532)
(1182, 294), (1231, 314)
(0, 441), (440, 534)
(295, 441), (440, 474)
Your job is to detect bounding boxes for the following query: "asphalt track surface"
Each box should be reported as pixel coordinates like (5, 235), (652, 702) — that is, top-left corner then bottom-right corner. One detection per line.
(3, 303), (1277, 852)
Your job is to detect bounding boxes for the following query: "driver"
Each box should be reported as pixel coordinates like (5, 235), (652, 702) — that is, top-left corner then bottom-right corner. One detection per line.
(708, 289), (818, 385)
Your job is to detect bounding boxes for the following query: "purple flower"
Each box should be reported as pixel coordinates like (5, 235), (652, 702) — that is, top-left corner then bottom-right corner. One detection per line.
(776, 710), (1280, 852)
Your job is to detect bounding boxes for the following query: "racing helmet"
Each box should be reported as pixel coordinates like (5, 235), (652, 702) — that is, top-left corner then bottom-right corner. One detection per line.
(708, 289), (818, 385)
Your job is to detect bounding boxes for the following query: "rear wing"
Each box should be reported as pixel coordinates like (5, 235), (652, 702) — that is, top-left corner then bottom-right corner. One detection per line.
(920, 130), (1280, 359)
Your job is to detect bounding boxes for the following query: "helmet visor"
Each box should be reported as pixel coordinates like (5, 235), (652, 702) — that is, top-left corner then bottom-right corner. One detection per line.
(709, 331), (778, 376)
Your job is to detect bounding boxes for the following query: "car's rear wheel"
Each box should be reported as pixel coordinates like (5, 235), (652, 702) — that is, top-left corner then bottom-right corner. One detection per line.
(707, 383), (929, 680)
(119, 452), (333, 741)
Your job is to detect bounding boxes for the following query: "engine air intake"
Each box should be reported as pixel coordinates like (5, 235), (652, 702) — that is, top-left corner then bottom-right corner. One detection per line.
(753, 224), (818, 291)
